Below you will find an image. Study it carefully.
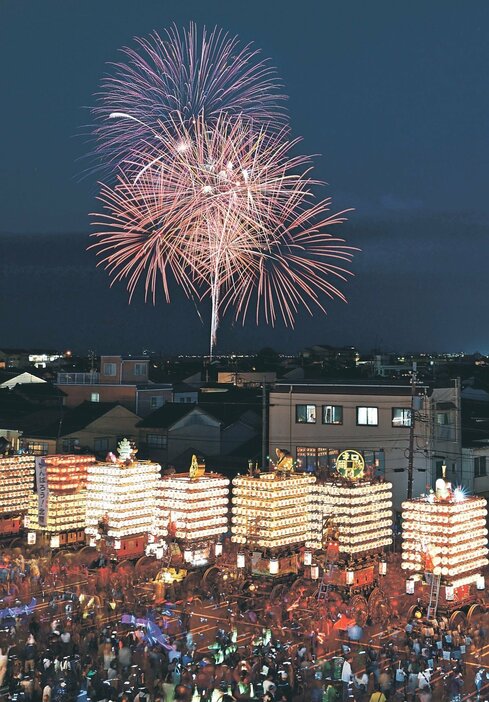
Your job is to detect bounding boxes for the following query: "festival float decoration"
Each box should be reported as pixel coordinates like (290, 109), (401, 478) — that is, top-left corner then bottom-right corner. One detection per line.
(27, 454), (94, 547)
(231, 454), (317, 575)
(306, 450), (393, 624)
(0, 455), (35, 538)
(402, 467), (488, 619)
(85, 439), (161, 559)
(159, 455), (229, 567)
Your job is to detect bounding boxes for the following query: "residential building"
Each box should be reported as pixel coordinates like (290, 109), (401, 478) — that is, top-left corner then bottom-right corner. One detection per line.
(18, 401), (140, 457)
(268, 380), (461, 514)
(138, 398), (261, 469)
(56, 355), (172, 416)
(461, 388), (489, 499)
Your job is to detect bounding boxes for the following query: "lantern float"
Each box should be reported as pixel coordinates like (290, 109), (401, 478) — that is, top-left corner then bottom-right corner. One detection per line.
(402, 470), (488, 614)
(85, 439), (161, 559)
(0, 455), (35, 538)
(309, 450), (393, 590)
(27, 454), (94, 547)
(160, 455), (229, 567)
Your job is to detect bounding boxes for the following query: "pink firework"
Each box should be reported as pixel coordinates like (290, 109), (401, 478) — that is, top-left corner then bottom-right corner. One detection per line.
(90, 114), (356, 356)
(91, 23), (287, 177)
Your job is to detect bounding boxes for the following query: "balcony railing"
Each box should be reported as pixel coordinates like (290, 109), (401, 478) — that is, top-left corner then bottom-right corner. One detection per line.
(57, 372), (100, 385)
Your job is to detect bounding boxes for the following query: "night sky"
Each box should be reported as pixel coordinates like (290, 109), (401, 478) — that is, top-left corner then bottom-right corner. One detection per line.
(2, 1), (489, 355)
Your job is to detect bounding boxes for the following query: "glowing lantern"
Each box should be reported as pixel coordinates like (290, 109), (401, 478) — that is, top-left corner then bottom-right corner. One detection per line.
(215, 542), (223, 557)
(379, 560), (387, 576)
(237, 552), (246, 569)
(269, 558), (279, 575)
(406, 579), (415, 595)
(304, 551), (313, 566)
(310, 564), (319, 580)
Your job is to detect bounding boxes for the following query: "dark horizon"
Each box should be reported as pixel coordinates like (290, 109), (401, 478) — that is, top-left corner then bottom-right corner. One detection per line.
(2, 1), (489, 356)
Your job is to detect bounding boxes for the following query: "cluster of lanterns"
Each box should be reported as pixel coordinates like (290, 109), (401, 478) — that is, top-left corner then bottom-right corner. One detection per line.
(162, 474), (229, 540)
(402, 480), (489, 590)
(309, 481), (393, 554)
(27, 455), (93, 535)
(231, 473), (318, 548)
(0, 455), (35, 514)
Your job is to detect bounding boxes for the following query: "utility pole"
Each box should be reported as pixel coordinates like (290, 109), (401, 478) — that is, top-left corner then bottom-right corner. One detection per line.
(407, 362), (417, 499)
(261, 379), (268, 470)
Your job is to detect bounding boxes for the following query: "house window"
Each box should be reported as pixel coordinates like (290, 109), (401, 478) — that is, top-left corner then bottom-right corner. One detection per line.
(296, 404), (316, 423)
(296, 447), (328, 473)
(322, 405), (343, 425)
(94, 437), (109, 452)
(146, 434), (167, 449)
(23, 441), (49, 456)
(61, 438), (80, 453)
(90, 392), (100, 403)
(392, 408), (412, 427)
(134, 363), (146, 376)
(103, 363), (116, 376)
(150, 396), (164, 409)
(436, 412), (455, 440)
(356, 407), (378, 426)
(475, 456), (487, 478)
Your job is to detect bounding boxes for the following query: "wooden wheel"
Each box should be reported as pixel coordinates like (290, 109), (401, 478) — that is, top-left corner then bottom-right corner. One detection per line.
(449, 610), (466, 628)
(202, 565), (221, 587)
(350, 594), (368, 627)
(468, 603), (485, 622)
(368, 587), (390, 625)
(270, 583), (289, 603)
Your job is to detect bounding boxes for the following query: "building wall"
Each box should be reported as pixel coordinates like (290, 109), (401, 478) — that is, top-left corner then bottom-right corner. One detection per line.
(57, 384), (137, 411)
(167, 411), (221, 461)
(57, 406), (140, 454)
(268, 386), (434, 513)
(462, 447), (489, 496)
(136, 388), (173, 417)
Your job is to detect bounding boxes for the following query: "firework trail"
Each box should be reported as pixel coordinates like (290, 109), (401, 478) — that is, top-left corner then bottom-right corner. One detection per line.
(91, 114), (355, 356)
(91, 23), (287, 179)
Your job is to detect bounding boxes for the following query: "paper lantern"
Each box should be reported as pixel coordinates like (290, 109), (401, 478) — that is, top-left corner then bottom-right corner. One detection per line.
(269, 558), (279, 575)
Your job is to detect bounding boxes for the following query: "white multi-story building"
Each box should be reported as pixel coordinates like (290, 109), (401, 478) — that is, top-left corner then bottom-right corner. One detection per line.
(268, 380), (461, 514)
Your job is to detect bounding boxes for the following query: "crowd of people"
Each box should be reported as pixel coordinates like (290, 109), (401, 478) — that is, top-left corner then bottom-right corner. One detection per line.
(0, 551), (487, 702)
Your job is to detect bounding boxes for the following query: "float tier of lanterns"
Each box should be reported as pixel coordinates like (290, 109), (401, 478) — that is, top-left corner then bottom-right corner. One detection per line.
(0, 455), (35, 515)
(27, 455), (95, 533)
(231, 472), (317, 549)
(160, 471), (230, 541)
(402, 476), (489, 588)
(85, 439), (161, 544)
(308, 480), (393, 554)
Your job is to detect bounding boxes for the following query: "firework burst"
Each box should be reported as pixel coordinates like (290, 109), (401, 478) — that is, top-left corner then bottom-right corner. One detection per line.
(91, 23), (287, 178)
(91, 114), (355, 355)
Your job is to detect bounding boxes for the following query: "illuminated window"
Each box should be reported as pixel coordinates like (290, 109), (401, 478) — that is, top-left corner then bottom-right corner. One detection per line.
(134, 363), (146, 376)
(356, 407), (378, 426)
(22, 441), (49, 456)
(322, 405), (343, 425)
(296, 405), (316, 423)
(296, 447), (328, 473)
(392, 408), (411, 427)
(103, 363), (116, 376)
(90, 392), (100, 403)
